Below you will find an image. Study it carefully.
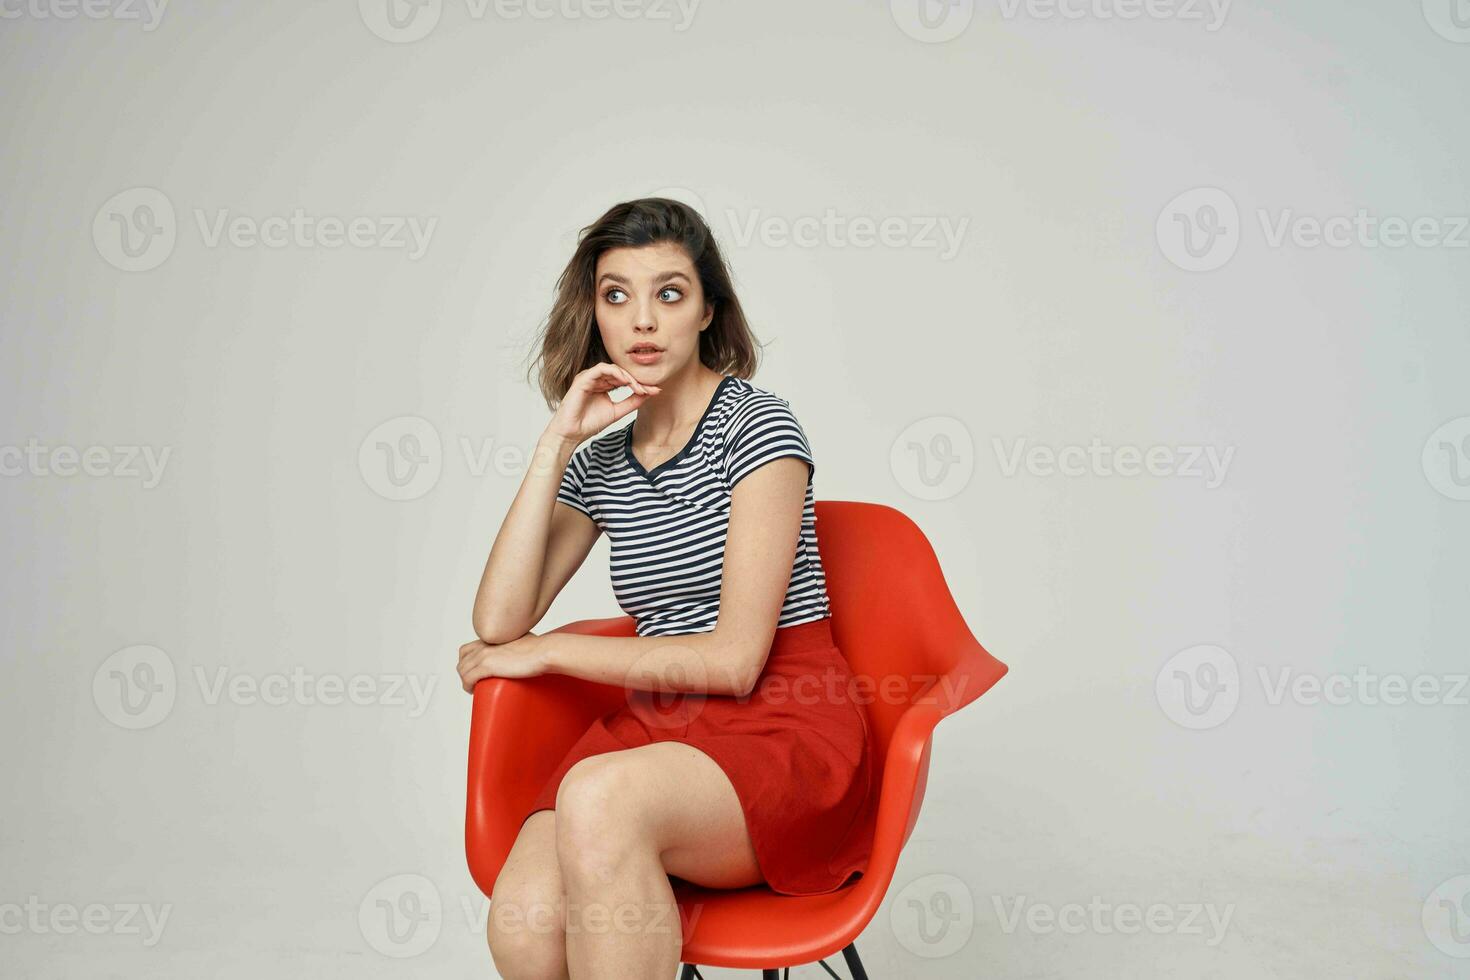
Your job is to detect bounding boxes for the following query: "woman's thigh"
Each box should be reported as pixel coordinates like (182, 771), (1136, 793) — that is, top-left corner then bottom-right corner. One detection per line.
(559, 741), (764, 891)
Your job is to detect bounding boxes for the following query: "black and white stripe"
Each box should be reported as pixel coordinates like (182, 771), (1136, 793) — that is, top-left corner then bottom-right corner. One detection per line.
(557, 375), (832, 637)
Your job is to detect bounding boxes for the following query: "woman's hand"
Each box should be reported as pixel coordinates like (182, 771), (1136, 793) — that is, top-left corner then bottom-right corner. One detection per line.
(458, 633), (550, 692)
(547, 362), (661, 444)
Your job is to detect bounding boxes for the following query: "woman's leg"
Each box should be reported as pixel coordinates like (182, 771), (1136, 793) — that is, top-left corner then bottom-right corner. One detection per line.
(554, 741), (764, 978)
(487, 809), (571, 980)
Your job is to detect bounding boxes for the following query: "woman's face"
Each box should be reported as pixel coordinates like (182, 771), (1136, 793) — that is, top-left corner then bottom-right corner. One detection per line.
(593, 241), (713, 384)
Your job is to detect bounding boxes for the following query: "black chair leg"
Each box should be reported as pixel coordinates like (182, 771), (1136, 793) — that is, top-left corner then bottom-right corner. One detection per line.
(840, 941), (870, 980)
(678, 965), (701, 980)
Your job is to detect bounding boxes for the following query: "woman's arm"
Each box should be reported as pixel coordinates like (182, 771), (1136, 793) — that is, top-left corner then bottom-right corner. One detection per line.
(470, 431), (592, 644)
(470, 363), (659, 644)
(460, 455), (809, 696)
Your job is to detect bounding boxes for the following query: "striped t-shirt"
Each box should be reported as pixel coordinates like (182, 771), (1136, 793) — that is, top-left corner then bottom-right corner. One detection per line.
(556, 374), (832, 637)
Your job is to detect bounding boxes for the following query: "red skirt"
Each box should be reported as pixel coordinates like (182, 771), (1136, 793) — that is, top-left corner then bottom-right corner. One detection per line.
(519, 615), (878, 897)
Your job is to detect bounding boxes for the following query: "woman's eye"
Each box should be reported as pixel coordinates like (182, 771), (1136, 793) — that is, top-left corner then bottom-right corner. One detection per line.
(659, 287), (683, 302)
(605, 288), (626, 303)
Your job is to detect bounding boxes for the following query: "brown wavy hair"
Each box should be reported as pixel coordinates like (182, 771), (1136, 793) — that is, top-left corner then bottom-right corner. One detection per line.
(524, 197), (764, 409)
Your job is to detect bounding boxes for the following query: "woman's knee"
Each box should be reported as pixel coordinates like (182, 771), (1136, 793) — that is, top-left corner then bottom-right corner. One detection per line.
(487, 820), (567, 979)
(554, 755), (654, 884)
(487, 879), (565, 979)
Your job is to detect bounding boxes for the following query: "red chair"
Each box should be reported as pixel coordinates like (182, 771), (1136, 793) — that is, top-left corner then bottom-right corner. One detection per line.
(466, 500), (1009, 977)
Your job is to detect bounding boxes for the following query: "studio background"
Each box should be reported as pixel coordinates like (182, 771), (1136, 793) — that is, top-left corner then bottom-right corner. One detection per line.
(2, 1), (1466, 976)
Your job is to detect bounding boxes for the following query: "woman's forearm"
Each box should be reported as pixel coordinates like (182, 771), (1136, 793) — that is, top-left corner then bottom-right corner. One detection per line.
(539, 629), (757, 697)
(471, 430), (577, 643)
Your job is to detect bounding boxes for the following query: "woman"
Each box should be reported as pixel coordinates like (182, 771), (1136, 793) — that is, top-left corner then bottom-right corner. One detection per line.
(460, 198), (877, 978)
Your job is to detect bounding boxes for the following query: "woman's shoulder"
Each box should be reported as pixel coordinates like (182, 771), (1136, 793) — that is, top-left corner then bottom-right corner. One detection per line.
(718, 376), (806, 433)
(567, 423), (630, 470)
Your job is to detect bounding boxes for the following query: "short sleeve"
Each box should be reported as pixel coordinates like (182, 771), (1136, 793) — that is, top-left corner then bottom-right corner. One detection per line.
(723, 395), (816, 490)
(556, 445), (594, 518)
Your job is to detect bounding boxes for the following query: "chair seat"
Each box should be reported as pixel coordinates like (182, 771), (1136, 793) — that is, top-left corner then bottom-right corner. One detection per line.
(668, 874), (883, 969)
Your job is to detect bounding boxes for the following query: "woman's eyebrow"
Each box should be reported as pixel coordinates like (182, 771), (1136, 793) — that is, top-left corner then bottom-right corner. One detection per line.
(597, 270), (692, 285)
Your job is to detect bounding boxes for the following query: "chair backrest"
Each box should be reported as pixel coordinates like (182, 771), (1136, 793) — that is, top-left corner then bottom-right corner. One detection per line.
(813, 500), (1007, 782)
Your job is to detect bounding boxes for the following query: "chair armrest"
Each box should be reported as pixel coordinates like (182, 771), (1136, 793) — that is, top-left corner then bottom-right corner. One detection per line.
(860, 693), (946, 897)
(465, 615), (634, 897)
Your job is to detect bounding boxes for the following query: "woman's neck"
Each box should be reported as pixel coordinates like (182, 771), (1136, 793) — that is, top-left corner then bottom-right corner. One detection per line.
(633, 365), (724, 443)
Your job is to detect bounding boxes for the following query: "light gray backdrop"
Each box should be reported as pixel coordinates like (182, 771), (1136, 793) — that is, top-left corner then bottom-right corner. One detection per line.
(2, 0), (1467, 976)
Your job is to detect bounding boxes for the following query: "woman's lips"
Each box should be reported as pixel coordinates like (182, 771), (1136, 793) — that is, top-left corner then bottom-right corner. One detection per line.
(629, 348), (663, 364)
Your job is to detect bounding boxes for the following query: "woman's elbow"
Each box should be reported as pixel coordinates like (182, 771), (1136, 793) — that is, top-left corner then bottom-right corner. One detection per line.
(472, 608), (526, 646)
